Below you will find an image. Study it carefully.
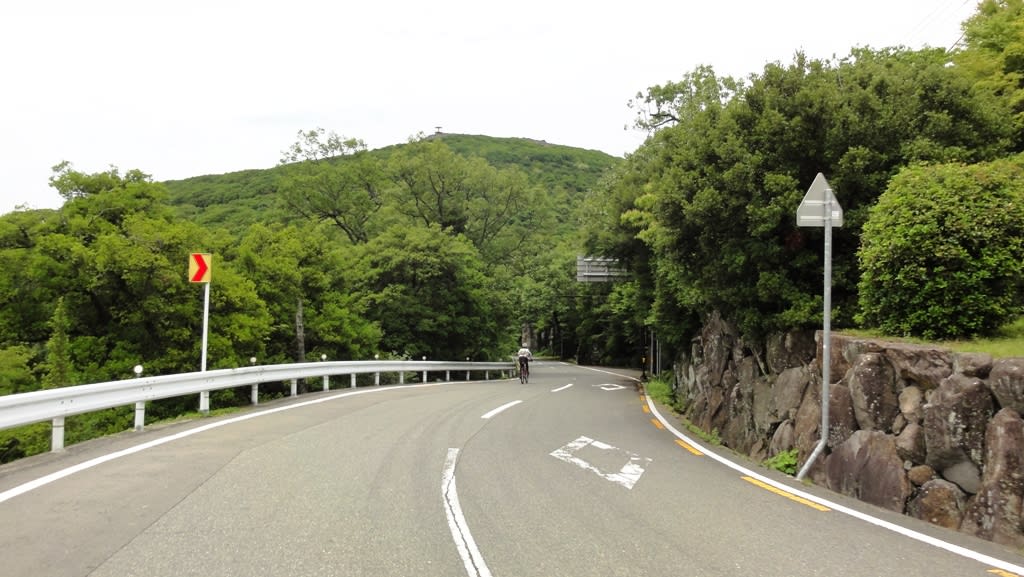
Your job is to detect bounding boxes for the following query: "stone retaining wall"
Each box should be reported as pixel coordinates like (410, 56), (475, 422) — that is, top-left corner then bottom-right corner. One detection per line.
(671, 312), (1024, 547)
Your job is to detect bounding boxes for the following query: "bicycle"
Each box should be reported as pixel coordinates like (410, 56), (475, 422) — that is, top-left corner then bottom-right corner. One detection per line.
(518, 357), (529, 384)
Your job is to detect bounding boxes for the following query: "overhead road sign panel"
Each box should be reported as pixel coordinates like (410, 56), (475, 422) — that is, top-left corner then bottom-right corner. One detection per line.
(576, 256), (628, 283)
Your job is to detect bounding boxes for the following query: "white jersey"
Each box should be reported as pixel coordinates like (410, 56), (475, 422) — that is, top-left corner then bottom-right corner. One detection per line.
(517, 347), (532, 359)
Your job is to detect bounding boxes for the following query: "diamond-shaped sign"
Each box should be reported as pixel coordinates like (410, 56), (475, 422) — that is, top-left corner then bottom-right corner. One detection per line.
(797, 173), (843, 227)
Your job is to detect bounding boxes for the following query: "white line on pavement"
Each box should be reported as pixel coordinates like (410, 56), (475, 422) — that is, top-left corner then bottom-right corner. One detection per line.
(644, 397), (1024, 576)
(480, 400), (522, 419)
(0, 381), (450, 504)
(551, 384), (573, 393)
(443, 448), (492, 577)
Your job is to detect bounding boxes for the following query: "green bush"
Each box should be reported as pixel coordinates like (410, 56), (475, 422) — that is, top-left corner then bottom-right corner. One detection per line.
(644, 376), (674, 406)
(764, 448), (799, 475)
(856, 158), (1024, 339)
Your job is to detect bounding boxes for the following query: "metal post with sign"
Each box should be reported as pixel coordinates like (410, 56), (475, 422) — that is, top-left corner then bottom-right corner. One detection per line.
(795, 174), (842, 480)
(189, 253), (212, 414)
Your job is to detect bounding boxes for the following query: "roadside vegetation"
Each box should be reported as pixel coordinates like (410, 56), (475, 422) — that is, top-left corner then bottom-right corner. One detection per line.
(2, 2), (1023, 463)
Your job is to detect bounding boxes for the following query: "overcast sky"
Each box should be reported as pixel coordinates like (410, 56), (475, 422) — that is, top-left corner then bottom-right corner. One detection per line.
(0, 0), (979, 215)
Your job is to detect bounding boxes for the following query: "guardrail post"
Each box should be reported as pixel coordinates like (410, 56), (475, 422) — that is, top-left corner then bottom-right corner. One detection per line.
(422, 369), (427, 383)
(466, 369), (470, 380)
(199, 391), (210, 415)
(485, 371), (490, 380)
(349, 374), (355, 388)
(51, 417), (65, 451)
(374, 371), (380, 386)
(399, 371), (404, 385)
(251, 384), (259, 405)
(134, 401), (145, 431)
(446, 370), (450, 382)
(290, 379), (298, 397)
(323, 375), (329, 391)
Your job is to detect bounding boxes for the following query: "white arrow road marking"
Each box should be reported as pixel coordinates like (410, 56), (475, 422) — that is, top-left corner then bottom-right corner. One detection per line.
(550, 436), (651, 490)
(443, 448), (492, 577)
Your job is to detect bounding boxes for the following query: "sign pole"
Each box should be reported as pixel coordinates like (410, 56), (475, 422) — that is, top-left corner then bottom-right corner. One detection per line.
(795, 174), (841, 481)
(199, 281), (210, 413)
(189, 252), (213, 415)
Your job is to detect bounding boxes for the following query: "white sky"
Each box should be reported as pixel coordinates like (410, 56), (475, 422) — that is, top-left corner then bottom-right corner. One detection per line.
(0, 0), (979, 215)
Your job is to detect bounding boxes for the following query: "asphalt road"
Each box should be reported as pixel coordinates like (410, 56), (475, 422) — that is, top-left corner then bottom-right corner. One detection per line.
(1, 362), (1022, 577)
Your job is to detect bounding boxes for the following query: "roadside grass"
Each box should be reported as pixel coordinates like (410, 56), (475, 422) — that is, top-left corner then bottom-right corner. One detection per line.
(644, 376), (676, 408)
(151, 406), (242, 426)
(644, 376), (721, 445)
(937, 317), (1024, 358)
(763, 448), (799, 475)
(842, 317), (1024, 358)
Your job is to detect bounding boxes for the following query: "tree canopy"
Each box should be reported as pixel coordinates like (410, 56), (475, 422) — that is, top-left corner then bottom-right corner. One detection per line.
(3, 0), (1024, 459)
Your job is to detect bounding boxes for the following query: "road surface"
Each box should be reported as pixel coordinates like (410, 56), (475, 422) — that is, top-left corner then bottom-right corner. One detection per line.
(1, 362), (1022, 576)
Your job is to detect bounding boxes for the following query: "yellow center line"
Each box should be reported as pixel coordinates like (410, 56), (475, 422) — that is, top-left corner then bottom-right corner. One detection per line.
(642, 405), (650, 414)
(674, 439), (704, 456)
(989, 570), (1022, 577)
(650, 418), (664, 430)
(741, 476), (830, 512)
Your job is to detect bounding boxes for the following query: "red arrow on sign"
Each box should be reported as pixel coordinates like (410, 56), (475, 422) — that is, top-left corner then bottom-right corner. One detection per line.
(189, 253), (211, 283)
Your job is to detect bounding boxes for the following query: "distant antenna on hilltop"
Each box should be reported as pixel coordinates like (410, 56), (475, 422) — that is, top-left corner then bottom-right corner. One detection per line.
(435, 126), (443, 135)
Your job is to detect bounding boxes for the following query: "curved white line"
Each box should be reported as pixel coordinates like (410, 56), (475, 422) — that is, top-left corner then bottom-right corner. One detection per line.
(443, 448), (492, 577)
(481, 400), (521, 419)
(0, 381), (450, 504)
(645, 396), (1024, 575)
(551, 384), (573, 393)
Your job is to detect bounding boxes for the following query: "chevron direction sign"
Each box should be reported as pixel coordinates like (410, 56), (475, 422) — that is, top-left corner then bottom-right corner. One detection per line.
(189, 253), (212, 283)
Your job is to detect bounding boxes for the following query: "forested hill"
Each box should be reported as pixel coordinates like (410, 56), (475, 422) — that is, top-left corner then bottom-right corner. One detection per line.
(0, 131), (626, 460)
(163, 133), (622, 231)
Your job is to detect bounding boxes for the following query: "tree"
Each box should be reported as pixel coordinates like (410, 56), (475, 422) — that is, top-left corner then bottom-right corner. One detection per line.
(955, 0), (1024, 149)
(233, 222), (379, 363)
(350, 225), (510, 360)
(857, 158), (1024, 339)
(387, 138), (544, 262)
(0, 346), (35, 396)
(605, 46), (1012, 342)
(41, 296), (73, 388)
(277, 128), (385, 244)
(3, 164), (275, 383)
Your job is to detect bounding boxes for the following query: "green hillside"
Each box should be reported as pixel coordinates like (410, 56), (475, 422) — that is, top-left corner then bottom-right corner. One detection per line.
(164, 134), (622, 231)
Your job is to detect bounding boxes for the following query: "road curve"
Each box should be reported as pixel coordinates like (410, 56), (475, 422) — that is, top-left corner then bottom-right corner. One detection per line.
(1, 362), (1022, 577)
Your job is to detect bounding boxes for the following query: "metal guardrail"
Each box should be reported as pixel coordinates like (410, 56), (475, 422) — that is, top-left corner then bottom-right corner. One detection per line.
(0, 360), (514, 452)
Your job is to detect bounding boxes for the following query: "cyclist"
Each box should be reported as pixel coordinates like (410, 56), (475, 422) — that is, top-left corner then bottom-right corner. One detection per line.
(516, 344), (533, 383)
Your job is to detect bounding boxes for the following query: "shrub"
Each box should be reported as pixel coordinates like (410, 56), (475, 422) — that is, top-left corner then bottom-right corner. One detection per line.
(764, 448), (799, 475)
(856, 159), (1024, 339)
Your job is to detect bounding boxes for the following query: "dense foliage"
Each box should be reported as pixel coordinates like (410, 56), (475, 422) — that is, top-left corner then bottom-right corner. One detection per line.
(0, 135), (621, 459)
(4, 2), (1024, 459)
(579, 3), (1024, 360)
(597, 48), (1012, 346)
(857, 158), (1024, 338)
(0, 133), (619, 416)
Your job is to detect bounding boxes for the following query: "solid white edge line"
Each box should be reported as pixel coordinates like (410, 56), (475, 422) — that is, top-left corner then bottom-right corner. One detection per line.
(551, 384), (573, 393)
(644, 394), (1024, 575)
(0, 381), (454, 505)
(480, 400), (522, 419)
(443, 448), (492, 577)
